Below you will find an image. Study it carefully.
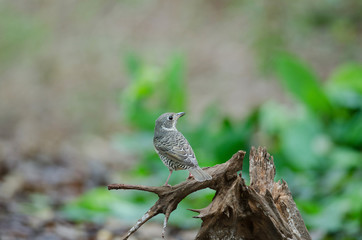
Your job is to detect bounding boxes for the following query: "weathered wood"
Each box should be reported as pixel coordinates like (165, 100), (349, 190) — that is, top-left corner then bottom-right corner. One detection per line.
(194, 147), (311, 240)
(108, 147), (311, 240)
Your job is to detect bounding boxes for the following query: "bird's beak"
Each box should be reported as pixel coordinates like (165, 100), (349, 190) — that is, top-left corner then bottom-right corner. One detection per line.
(176, 112), (185, 119)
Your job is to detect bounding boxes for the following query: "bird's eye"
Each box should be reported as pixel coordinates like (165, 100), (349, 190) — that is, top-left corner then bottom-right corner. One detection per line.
(168, 115), (173, 120)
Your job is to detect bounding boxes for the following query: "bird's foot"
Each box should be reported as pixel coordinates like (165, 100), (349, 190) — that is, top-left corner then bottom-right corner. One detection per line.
(163, 183), (172, 187)
(187, 173), (194, 180)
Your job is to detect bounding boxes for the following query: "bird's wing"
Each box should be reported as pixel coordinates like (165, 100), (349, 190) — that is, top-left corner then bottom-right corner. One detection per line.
(154, 132), (198, 168)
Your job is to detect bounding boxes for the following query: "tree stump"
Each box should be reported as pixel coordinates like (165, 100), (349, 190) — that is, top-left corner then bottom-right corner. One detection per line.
(108, 147), (311, 240)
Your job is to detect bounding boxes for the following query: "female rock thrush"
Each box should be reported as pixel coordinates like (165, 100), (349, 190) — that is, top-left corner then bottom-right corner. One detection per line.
(153, 112), (212, 186)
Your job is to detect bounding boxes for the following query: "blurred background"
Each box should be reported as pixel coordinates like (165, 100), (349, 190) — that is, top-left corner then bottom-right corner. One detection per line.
(0, 1), (361, 239)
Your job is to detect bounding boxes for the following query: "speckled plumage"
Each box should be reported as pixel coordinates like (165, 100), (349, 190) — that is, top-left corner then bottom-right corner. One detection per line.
(153, 112), (212, 186)
(154, 130), (198, 170)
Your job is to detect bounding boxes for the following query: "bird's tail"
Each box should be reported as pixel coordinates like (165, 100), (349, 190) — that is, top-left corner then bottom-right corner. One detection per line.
(189, 167), (212, 182)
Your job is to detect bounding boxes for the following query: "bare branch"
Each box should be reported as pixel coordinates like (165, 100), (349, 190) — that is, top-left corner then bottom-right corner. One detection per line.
(108, 183), (164, 195)
(162, 211), (171, 239)
(121, 208), (159, 240)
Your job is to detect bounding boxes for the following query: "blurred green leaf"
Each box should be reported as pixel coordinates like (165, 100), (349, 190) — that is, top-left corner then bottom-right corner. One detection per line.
(312, 198), (350, 232)
(120, 53), (186, 130)
(259, 101), (292, 135)
(329, 147), (361, 170)
(163, 54), (186, 110)
(279, 110), (326, 170)
(212, 113), (255, 164)
(61, 187), (155, 224)
(328, 63), (362, 93)
(327, 63), (362, 109)
(296, 200), (321, 215)
(330, 112), (362, 148)
(274, 53), (332, 115)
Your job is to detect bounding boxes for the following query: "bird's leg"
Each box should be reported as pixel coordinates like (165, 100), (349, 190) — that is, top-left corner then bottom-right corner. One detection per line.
(187, 172), (194, 180)
(164, 170), (173, 186)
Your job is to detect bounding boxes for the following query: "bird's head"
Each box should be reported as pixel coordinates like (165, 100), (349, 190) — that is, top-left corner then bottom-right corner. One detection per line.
(155, 112), (185, 132)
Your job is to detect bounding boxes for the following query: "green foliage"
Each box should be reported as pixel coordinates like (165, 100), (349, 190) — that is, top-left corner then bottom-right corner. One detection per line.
(327, 64), (362, 109)
(120, 52), (186, 130)
(268, 54), (362, 239)
(328, 64), (362, 93)
(61, 187), (157, 224)
(274, 53), (333, 115)
(63, 52), (361, 239)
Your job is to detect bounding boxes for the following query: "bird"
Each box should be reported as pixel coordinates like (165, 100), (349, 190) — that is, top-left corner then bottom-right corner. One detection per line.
(153, 112), (212, 186)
